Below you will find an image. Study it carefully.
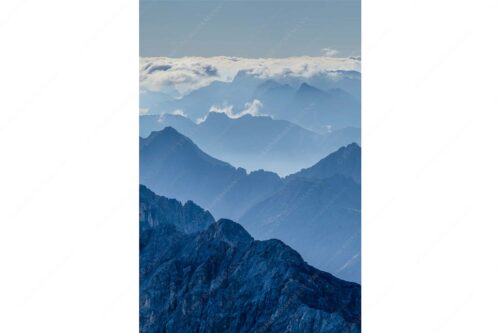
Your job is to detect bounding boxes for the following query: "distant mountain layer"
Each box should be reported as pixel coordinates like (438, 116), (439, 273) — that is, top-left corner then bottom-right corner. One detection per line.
(140, 186), (361, 333)
(240, 175), (361, 282)
(142, 71), (360, 134)
(140, 112), (360, 175)
(140, 126), (282, 220)
(140, 127), (361, 282)
(270, 82), (360, 133)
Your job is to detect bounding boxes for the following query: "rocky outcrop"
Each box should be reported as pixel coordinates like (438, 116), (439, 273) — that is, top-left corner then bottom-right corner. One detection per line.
(140, 186), (361, 333)
(140, 184), (214, 234)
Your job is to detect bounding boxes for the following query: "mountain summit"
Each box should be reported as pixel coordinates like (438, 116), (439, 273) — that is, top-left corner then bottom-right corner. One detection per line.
(290, 142), (361, 183)
(140, 126), (282, 220)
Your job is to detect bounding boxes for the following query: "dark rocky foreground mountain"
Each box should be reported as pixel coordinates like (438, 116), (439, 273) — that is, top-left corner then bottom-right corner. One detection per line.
(140, 186), (361, 333)
(140, 112), (360, 176)
(140, 185), (215, 234)
(140, 127), (361, 282)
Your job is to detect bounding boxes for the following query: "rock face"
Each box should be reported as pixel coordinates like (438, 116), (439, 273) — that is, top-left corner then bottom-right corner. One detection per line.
(140, 186), (361, 333)
(139, 184), (214, 234)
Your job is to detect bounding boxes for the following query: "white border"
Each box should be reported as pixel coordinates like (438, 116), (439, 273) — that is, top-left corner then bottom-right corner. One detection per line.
(363, 0), (500, 331)
(0, 0), (138, 331)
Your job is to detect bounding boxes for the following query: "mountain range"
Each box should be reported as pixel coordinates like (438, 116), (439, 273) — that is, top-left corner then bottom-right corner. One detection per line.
(140, 185), (361, 333)
(258, 81), (360, 133)
(140, 126), (282, 219)
(140, 127), (361, 282)
(142, 70), (360, 134)
(140, 112), (360, 175)
(240, 175), (361, 282)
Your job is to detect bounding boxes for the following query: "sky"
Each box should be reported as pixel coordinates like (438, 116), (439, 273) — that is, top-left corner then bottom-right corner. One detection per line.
(140, 0), (361, 58)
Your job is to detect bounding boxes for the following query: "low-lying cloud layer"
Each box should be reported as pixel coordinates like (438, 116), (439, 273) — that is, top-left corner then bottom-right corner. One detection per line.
(140, 56), (361, 97)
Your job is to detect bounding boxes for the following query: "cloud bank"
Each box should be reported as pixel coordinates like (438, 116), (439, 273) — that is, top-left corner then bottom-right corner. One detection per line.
(140, 56), (361, 97)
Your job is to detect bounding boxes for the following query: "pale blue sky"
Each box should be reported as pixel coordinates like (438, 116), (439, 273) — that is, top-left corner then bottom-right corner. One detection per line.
(140, 0), (360, 57)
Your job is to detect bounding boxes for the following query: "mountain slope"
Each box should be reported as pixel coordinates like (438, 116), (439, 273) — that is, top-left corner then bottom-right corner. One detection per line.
(289, 143), (361, 183)
(140, 186), (361, 333)
(140, 184), (214, 234)
(140, 112), (360, 175)
(140, 129), (361, 281)
(239, 175), (361, 283)
(140, 127), (282, 220)
(139, 113), (197, 139)
(281, 83), (361, 133)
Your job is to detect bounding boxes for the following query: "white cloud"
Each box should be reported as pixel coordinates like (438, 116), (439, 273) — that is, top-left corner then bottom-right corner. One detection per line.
(139, 108), (149, 115)
(139, 56), (361, 98)
(139, 60), (220, 95)
(208, 104), (236, 118)
(171, 109), (187, 117)
(157, 110), (187, 123)
(241, 99), (263, 117)
(196, 99), (265, 123)
(321, 48), (339, 57)
(157, 111), (168, 123)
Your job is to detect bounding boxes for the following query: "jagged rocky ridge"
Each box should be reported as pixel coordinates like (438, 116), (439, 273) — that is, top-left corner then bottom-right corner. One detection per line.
(140, 185), (361, 333)
(140, 184), (215, 234)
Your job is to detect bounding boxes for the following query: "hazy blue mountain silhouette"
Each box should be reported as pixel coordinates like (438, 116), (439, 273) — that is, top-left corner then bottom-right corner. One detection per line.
(145, 70), (263, 119)
(241, 143), (361, 281)
(251, 79), (296, 113)
(142, 70), (360, 134)
(240, 175), (361, 282)
(310, 70), (361, 101)
(140, 127), (282, 220)
(140, 113), (197, 138)
(140, 186), (361, 333)
(140, 112), (360, 175)
(280, 83), (360, 133)
(326, 127), (361, 153)
(140, 127), (361, 281)
(251, 70), (361, 102)
(250, 79), (360, 132)
(290, 143), (361, 183)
